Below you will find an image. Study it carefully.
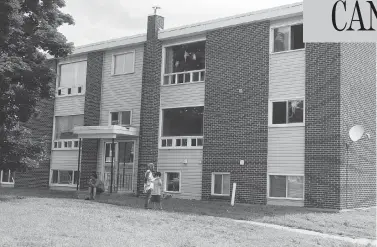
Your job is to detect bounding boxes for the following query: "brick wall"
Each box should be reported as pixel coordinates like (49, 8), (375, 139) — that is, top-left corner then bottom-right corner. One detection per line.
(202, 21), (270, 204)
(80, 51), (103, 189)
(305, 43), (342, 209)
(15, 59), (57, 188)
(137, 15), (164, 194)
(340, 43), (376, 209)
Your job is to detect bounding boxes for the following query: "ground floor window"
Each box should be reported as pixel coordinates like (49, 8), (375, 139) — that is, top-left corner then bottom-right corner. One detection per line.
(269, 175), (304, 199)
(1, 170), (15, 184)
(211, 173), (230, 196)
(51, 170), (78, 185)
(164, 172), (180, 193)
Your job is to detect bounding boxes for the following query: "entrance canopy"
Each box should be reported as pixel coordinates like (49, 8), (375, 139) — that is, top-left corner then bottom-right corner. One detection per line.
(73, 125), (139, 139)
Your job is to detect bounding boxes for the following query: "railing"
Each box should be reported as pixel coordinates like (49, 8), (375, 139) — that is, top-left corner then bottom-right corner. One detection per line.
(163, 69), (205, 85)
(53, 139), (80, 150)
(104, 172), (133, 192)
(160, 136), (203, 149)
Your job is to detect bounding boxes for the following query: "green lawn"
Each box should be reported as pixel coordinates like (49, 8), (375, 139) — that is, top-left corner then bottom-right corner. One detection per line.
(0, 196), (372, 247)
(1, 188), (375, 241)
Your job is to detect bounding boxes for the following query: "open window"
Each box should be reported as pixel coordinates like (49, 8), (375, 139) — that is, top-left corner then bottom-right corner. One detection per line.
(269, 175), (304, 200)
(163, 41), (206, 85)
(55, 115), (84, 140)
(272, 24), (304, 53)
(51, 170), (78, 185)
(110, 111), (132, 126)
(164, 172), (180, 193)
(211, 173), (231, 196)
(161, 106), (204, 148)
(270, 99), (304, 126)
(58, 60), (87, 96)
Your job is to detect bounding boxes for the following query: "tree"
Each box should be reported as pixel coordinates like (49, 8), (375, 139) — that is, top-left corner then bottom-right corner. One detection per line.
(0, 0), (74, 172)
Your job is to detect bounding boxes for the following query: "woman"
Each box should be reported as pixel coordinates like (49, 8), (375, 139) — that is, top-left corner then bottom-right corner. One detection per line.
(144, 163), (155, 209)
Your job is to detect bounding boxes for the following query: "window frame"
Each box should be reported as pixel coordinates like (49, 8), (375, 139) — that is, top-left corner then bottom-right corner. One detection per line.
(111, 51), (136, 76)
(270, 22), (305, 54)
(56, 59), (87, 97)
(0, 170), (15, 184)
(161, 36), (206, 86)
(104, 142), (118, 163)
(50, 169), (78, 187)
(164, 171), (181, 193)
(211, 172), (231, 196)
(269, 98), (305, 127)
(108, 110), (132, 126)
(267, 174), (304, 200)
(159, 105), (204, 149)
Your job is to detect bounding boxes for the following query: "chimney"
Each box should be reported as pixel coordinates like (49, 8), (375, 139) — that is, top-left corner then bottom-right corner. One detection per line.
(147, 8), (164, 40)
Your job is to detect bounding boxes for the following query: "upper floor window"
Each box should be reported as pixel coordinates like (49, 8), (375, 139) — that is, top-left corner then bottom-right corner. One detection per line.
(270, 99), (304, 126)
(58, 61), (87, 96)
(112, 52), (135, 75)
(161, 106), (204, 148)
(273, 24), (304, 53)
(55, 115), (84, 140)
(110, 111), (132, 126)
(163, 41), (206, 85)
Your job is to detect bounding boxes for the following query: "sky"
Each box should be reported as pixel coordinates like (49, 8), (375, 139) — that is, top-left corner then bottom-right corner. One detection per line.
(58, 0), (300, 47)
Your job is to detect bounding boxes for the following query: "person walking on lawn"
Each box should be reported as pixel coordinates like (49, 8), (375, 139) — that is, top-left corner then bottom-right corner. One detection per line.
(144, 163), (155, 209)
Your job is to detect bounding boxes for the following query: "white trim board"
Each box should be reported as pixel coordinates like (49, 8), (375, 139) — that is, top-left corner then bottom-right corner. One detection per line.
(52, 2), (303, 58)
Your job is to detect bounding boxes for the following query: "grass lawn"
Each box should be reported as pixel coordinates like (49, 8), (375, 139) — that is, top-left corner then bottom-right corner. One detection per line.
(0, 196), (372, 247)
(1, 188), (375, 241)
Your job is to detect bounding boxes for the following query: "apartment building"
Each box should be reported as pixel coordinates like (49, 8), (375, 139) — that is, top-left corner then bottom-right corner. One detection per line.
(4, 2), (376, 210)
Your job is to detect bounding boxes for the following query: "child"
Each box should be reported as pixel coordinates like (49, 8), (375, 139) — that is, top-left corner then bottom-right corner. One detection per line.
(151, 172), (163, 210)
(144, 163), (155, 209)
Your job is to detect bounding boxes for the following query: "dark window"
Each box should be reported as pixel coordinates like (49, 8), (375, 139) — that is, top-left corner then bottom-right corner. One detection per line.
(121, 111), (131, 125)
(67, 88), (71, 95)
(111, 112), (119, 125)
(52, 170), (59, 183)
(55, 115), (84, 139)
(272, 102), (287, 124)
(291, 24), (304, 50)
(288, 100), (304, 123)
(269, 175), (286, 197)
(78, 87), (82, 94)
(162, 107), (204, 137)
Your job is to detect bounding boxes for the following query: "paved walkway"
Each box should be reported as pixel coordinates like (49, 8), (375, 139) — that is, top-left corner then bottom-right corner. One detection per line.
(234, 219), (377, 246)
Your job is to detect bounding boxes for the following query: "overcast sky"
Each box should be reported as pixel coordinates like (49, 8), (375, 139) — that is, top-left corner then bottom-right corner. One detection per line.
(58, 0), (300, 47)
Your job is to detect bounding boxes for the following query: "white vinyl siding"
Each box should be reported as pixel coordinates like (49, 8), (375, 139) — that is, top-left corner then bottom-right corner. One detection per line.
(160, 83), (205, 109)
(100, 47), (143, 127)
(55, 97), (85, 116)
(50, 150), (79, 171)
(157, 149), (202, 200)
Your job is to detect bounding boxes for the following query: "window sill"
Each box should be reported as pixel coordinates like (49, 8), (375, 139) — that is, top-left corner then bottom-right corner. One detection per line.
(56, 93), (85, 98)
(211, 194), (230, 197)
(164, 191), (181, 194)
(159, 146), (203, 150)
(268, 197), (303, 201)
(268, 123), (305, 128)
(270, 48), (305, 55)
(52, 148), (79, 151)
(50, 184), (77, 187)
(0, 182), (15, 185)
(161, 81), (205, 87)
(111, 71), (135, 76)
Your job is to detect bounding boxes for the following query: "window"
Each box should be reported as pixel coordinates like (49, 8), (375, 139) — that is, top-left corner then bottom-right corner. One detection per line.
(59, 61), (87, 94)
(269, 175), (304, 199)
(165, 172), (180, 193)
(163, 41), (206, 85)
(110, 111), (131, 126)
(55, 115), (84, 139)
(1, 170), (15, 184)
(211, 173), (230, 196)
(113, 52), (135, 75)
(273, 24), (304, 53)
(105, 143), (117, 163)
(51, 170), (78, 185)
(271, 100), (304, 125)
(162, 107), (203, 137)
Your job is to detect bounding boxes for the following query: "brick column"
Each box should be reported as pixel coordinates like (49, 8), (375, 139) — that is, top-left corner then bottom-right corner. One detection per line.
(202, 21), (270, 204)
(137, 14), (164, 194)
(81, 51), (103, 189)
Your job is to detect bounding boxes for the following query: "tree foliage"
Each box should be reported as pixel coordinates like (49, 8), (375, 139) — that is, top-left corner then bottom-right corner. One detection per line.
(0, 0), (74, 171)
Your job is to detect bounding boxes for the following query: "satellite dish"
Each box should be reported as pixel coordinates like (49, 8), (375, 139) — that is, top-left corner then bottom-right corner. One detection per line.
(349, 125), (365, 142)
